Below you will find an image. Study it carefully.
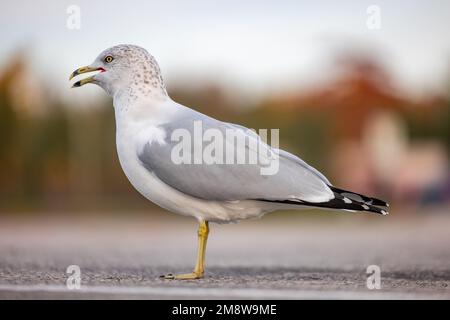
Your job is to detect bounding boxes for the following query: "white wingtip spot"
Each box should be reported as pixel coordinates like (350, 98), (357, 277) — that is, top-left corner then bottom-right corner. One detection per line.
(343, 197), (352, 204)
(362, 204), (370, 210)
(381, 210), (389, 216)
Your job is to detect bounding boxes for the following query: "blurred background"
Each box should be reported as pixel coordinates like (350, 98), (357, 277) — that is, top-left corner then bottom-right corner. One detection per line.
(0, 0), (448, 214)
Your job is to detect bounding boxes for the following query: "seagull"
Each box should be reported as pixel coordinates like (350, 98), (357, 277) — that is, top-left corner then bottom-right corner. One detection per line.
(70, 44), (389, 280)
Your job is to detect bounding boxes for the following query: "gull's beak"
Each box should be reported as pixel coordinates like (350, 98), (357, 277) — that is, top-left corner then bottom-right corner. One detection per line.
(69, 66), (104, 88)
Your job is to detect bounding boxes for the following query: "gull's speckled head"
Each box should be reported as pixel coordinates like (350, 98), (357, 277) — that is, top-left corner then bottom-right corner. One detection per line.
(70, 44), (167, 97)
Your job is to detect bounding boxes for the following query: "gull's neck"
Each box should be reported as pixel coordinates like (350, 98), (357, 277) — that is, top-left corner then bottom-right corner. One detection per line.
(113, 87), (177, 128)
(113, 84), (167, 111)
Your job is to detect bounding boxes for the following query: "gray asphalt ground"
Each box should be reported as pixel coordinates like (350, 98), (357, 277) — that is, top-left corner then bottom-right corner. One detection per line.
(0, 208), (450, 299)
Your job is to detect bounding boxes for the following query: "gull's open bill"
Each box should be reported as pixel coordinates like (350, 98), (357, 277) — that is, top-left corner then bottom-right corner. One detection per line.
(69, 66), (105, 87)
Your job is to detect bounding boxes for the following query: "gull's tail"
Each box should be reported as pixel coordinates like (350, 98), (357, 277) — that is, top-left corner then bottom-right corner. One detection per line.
(256, 186), (389, 215)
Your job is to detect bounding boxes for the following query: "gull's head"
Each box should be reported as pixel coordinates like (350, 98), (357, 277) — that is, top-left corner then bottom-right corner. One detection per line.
(70, 44), (166, 97)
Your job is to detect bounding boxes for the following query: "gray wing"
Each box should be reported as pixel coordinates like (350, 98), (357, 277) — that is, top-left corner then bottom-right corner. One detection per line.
(138, 107), (334, 203)
(226, 122), (331, 185)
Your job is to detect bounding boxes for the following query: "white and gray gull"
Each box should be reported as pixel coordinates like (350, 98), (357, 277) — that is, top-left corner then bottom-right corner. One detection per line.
(70, 44), (389, 280)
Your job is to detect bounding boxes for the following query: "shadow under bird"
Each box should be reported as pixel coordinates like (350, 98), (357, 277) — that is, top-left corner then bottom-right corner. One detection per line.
(70, 44), (389, 280)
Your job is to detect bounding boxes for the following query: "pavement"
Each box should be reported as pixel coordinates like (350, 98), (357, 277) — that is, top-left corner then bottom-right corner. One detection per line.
(0, 208), (449, 299)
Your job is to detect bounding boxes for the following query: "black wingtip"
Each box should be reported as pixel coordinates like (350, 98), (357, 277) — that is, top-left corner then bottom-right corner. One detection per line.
(255, 198), (389, 216)
(329, 186), (389, 208)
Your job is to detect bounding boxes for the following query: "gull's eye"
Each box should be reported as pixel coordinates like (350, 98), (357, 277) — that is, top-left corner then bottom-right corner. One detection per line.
(104, 55), (114, 63)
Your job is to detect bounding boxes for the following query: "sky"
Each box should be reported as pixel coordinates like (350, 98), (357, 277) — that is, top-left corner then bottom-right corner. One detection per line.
(0, 0), (449, 101)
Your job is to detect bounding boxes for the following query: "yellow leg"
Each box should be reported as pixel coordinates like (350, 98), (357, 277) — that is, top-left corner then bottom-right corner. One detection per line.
(161, 220), (209, 280)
